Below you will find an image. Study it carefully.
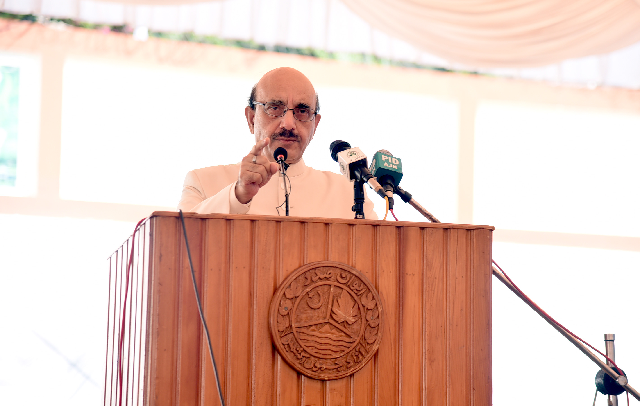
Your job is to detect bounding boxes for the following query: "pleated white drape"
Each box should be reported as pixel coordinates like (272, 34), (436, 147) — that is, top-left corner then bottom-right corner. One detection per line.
(340, 0), (640, 67)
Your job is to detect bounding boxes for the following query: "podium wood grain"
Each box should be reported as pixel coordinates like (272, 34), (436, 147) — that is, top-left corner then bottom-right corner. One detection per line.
(144, 212), (493, 406)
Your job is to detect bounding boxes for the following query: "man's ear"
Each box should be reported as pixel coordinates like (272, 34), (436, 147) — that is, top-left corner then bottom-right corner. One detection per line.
(245, 106), (255, 133)
(308, 114), (320, 143)
(313, 114), (321, 136)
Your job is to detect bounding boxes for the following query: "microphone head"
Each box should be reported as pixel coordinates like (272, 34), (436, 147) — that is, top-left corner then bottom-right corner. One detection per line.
(370, 150), (403, 186)
(273, 147), (288, 162)
(329, 140), (351, 162)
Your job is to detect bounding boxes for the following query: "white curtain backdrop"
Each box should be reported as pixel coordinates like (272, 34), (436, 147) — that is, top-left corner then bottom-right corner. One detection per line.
(3, 0), (640, 86)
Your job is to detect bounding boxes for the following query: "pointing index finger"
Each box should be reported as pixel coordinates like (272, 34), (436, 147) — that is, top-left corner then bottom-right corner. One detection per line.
(249, 138), (270, 156)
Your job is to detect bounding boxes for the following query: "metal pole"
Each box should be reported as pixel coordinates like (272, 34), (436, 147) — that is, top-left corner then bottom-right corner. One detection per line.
(605, 334), (617, 406)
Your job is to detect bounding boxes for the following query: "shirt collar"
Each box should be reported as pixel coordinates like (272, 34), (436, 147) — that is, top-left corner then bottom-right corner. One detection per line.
(285, 158), (307, 177)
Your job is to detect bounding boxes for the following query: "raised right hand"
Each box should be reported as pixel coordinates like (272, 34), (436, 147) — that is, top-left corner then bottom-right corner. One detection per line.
(235, 138), (279, 204)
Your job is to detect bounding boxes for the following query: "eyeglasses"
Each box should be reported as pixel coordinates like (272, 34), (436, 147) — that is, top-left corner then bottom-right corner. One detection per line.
(253, 101), (316, 122)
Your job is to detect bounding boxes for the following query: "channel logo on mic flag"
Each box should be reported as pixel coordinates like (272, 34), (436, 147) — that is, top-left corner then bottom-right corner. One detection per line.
(370, 151), (403, 185)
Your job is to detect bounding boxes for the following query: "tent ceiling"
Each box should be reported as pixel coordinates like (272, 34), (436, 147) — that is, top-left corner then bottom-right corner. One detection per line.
(2, 0), (640, 89)
(342, 0), (640, 68)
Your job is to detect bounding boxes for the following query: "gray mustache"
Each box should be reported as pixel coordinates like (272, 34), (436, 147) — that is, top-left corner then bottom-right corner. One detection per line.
(272, 129), (300, 141)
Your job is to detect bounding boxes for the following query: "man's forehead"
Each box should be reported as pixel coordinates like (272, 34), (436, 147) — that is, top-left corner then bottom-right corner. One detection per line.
(257, 85), (316, 105)
(256, 68), (316, 106)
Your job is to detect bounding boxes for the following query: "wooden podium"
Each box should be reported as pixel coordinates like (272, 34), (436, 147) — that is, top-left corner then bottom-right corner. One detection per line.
(105, 212), (493, 406)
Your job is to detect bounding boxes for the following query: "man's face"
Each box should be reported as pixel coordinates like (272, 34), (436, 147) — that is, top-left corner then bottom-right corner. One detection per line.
(245, 68), (321, 164)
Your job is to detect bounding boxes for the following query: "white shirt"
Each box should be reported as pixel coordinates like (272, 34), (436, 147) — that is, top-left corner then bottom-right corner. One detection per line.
(178, 159), (377, 220)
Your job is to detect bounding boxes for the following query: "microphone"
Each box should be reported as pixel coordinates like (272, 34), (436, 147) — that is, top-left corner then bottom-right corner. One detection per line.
(369, 150), (403, 209)
(329, 140), (386, 199)
(273, 147), (288, 166)
(273, 147), (290, 172)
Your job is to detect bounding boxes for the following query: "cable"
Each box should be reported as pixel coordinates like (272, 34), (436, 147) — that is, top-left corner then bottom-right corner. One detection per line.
(492, 260), (624, 375)
(117, 217), (147, 406)
(390, 209), (399, 221)
(179, 210), (226, 406)
(283, 171), (291, 216)
(275, 171), (292, 216)
(383, 196), (389, 220)
(284, 171), (292, 194)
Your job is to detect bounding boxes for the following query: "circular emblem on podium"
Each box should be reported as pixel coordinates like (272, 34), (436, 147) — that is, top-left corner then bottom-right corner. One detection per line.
(269, 261), (383, 380)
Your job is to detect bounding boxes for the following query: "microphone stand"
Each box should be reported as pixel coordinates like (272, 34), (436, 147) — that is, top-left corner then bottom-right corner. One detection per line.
(352, 180), (366, 219)
(393, 184), (640, 401)
(492, 264), (638, 400)
(279, 160), (290, 216)
(394, 185), (440, 223)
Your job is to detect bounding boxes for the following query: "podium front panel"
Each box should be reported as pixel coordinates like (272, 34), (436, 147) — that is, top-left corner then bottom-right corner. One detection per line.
(110, 212), (493, 406)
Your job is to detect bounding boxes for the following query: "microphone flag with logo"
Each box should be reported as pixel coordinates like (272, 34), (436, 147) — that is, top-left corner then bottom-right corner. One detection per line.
(369, 150), (403, 190)
(369, 150), (403, 209)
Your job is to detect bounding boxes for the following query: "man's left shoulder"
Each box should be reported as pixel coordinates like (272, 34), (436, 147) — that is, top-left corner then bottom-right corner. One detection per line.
(305, 166), (351, 186)
(307, 166), (343, 178)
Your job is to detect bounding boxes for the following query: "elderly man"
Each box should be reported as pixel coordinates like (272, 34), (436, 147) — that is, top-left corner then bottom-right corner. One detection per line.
(177, 67), (376, 219)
